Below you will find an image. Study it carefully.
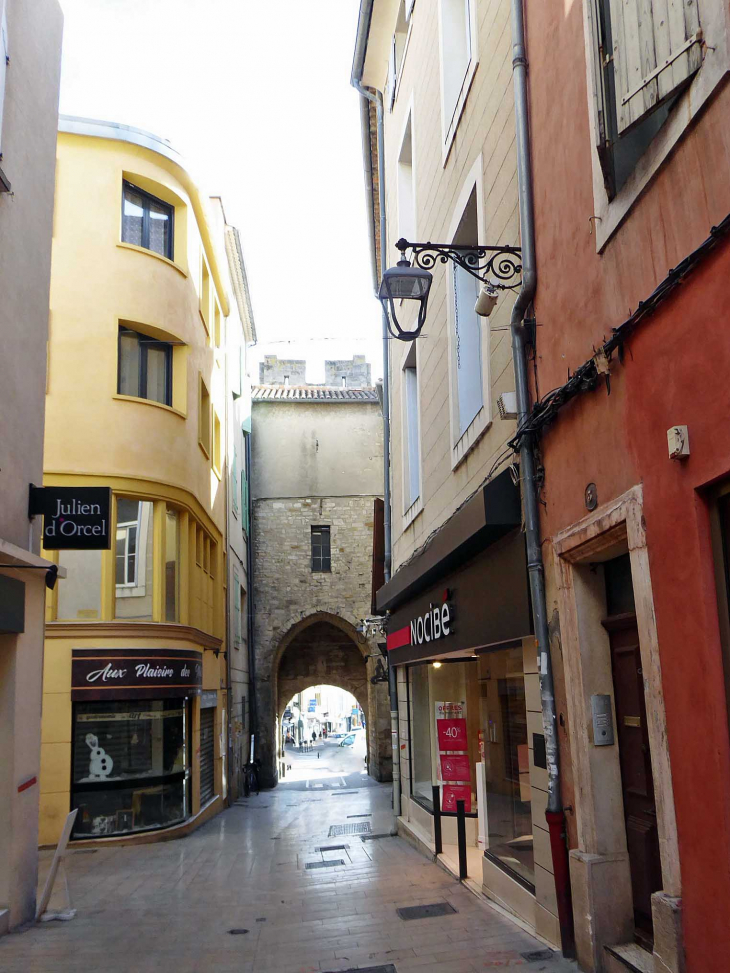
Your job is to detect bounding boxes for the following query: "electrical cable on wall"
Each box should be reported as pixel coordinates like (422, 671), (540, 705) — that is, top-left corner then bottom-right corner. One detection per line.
(510, 214), (730, 452)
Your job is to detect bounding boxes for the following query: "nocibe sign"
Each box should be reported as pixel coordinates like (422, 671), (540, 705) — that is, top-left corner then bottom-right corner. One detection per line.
(29, 486), (112, 550)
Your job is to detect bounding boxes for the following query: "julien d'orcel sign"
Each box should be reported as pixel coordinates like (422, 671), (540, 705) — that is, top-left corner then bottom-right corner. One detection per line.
(29, 485), (112, 549)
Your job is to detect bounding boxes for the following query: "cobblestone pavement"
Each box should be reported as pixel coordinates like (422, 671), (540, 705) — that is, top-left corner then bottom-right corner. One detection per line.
(0, 778), (578, 973)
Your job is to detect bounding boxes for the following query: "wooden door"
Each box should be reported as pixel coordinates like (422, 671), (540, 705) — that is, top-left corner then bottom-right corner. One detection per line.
(604, 613), (662, 942)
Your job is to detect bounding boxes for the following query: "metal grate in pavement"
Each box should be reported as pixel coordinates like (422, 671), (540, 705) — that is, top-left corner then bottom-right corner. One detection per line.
(346, 813), (372, 818)
(521, 949), (555, 962)
(305, 859), (345, 869)
(316, 844), (349, 852)
(328, 822), (372, 836)
(330, 790), (358, 795)
(323, 967), (396, 973)
(397, 902), (457, 920)
(361, 832), (395, 841)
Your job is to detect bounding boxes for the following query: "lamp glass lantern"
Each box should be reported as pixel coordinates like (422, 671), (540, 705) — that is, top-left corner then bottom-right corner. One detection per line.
(378, 259), (432, 341)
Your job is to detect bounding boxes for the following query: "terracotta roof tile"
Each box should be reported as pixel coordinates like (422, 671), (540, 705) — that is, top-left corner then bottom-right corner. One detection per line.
(251, 385), (379, 403)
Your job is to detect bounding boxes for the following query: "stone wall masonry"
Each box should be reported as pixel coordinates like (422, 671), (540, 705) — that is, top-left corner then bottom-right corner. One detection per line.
(253, 494), (391, 786)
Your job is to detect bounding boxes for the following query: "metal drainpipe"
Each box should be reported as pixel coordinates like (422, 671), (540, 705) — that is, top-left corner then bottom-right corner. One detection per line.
(510, 0), (574, 955)
(245, 430), (257, 767)
(351, 3), (399, 820)
(224, 333), (234, 807)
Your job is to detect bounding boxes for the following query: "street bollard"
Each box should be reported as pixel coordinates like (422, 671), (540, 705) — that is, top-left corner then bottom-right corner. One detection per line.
(432, 785), (443, 855)
(456, 800), (467, 880)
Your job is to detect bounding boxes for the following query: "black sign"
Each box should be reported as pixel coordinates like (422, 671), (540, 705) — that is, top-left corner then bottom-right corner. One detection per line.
(71, 648), (203, 701)
(29, 486), (112, 550)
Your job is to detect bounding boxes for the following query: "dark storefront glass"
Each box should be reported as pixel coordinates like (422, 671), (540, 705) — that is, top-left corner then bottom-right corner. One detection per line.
(72, 698), (190, 837)
(480, 645), (534, 887)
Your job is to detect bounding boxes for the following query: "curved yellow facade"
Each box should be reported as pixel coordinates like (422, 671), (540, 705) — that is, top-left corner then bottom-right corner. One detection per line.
(39, 120), (230, 846)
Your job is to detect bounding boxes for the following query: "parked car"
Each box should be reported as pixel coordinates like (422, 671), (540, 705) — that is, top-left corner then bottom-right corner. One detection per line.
(339, 733), (356, 747)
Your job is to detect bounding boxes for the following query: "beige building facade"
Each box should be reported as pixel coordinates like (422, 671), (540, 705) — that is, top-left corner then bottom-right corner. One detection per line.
(0, 0), (63, 934)
(354, 0), (562, 947)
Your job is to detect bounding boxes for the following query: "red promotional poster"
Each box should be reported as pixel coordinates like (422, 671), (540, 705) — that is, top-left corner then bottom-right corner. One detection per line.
(442, 784), (472, 813)
(437, 718), (468, 751)
(439, 753), (472, 782)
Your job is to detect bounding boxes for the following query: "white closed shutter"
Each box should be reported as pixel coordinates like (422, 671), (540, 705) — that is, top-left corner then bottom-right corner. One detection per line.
(453, 262), (483, 435)
(608, 0), (702, 134)
(387, 35), (397, 110)
(0, 4), (8, 157)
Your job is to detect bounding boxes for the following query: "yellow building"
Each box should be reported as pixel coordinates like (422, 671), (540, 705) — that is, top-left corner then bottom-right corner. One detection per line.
(39, 117), (231, 846)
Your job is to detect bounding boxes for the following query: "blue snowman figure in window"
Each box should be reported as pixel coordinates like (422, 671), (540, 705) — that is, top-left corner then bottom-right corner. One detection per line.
(86, 732), (114, 780)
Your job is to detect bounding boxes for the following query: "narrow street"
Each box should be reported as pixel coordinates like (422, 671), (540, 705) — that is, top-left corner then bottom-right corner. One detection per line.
(0, 765), (576, 973)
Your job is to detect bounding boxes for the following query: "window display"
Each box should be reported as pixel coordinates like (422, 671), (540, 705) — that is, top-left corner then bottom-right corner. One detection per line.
(479, 645), (534, 887)
(71, 698), (190, 837)
(408, 661), (481, 813)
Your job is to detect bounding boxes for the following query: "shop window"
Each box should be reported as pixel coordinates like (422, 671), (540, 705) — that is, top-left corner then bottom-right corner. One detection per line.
(409, 664), (433, 806)
(56, 549), (102, 620)
(122, 181), (173, 260)
(118, 326), (172, 407)
(198, 376), (211, 456)
(480, 644), (534, 888)
(408, 661), (481, 817)
(115, 498), (154, 620)
(71, 698), (191, 838)
(311, 525), (331, 573)
(165, 506), (180, 623)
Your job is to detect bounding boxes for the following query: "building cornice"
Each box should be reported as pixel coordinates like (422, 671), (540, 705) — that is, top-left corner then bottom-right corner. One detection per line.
(46, 620), (223, 650)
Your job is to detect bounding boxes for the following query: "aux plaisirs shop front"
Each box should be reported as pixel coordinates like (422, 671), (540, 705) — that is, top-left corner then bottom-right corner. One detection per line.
(34, 486), (225, 843)
(377, 470), (561, 941)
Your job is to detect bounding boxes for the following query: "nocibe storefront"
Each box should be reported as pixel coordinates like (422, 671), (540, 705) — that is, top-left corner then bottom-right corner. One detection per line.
(70, 647), (202, 838)
(378, 471), (558, 939)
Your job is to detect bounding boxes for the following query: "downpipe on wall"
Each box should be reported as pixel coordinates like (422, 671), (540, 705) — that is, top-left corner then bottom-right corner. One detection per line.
(352, 0), (398, 823)
(510, 0), (574, 956)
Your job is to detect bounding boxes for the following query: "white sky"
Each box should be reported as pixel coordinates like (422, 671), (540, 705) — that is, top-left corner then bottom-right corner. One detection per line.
(58, 0), (383, 384)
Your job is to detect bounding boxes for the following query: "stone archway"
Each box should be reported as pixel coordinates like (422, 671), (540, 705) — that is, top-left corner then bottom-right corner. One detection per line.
(277, 621), (370, 765)
(255, 611), (391, 788)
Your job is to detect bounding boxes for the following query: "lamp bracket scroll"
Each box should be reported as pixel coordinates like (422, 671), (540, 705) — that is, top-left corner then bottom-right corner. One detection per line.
(395, 238), (522, 291)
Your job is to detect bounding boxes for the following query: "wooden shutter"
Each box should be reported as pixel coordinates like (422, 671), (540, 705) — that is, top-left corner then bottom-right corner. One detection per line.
(608, 0), (702, 134)
(232, 446), (239, 516)
(0, 5), (8, 157)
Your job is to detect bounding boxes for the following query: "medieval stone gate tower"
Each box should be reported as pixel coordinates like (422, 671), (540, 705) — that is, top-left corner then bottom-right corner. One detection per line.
(250, 361), (389, 787)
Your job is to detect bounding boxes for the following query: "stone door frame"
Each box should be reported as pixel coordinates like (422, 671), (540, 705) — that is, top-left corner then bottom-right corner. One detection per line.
(552, 484), (683, 972)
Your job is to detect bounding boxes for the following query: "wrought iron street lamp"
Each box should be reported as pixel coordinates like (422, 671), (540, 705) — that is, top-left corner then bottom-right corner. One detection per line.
(378, 237), (522, 341)
(377, 258), (433, 341)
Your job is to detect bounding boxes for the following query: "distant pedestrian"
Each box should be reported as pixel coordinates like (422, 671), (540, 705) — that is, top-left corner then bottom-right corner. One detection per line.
(311, 730), (317, 743)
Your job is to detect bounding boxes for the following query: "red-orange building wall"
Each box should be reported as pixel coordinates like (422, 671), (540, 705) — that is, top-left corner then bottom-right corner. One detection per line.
(525, 0), (730, 966)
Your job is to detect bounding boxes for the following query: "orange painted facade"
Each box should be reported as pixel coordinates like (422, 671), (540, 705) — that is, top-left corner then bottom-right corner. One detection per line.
(525, 0), (730, 968)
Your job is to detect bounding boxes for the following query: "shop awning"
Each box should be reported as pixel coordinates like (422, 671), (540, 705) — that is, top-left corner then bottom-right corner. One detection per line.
(377, 470), (532, 666)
